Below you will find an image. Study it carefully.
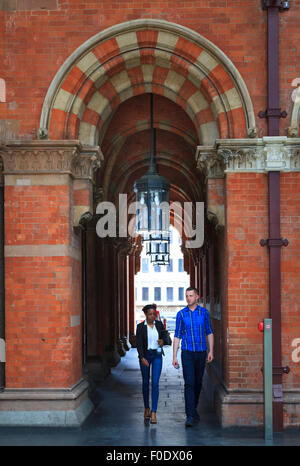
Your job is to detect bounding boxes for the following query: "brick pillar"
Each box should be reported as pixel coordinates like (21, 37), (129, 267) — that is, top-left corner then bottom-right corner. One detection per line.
(0, 140), (102, 426)
(197, 137), (300, 428)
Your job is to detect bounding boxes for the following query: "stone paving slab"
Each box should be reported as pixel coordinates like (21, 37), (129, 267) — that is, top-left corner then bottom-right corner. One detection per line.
(0, 346), (299, 446)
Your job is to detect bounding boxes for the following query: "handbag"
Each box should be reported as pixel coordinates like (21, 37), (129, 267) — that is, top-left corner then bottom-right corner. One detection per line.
(161, 329), (172, 346)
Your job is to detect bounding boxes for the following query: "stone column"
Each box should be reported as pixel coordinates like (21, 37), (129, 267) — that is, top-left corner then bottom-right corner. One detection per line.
(0, 140), (102, 426)
(196, 136), (300, 428)
(114, 237), (135, 353)
(128, 254), (136, 346)
(103, 237), (121, 367)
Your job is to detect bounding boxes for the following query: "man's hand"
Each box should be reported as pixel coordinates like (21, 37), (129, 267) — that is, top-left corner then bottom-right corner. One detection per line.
(207, 352), (214, 363)
(157, 339), (164, 347)
(172, 358), (180, 368)
(141, 358), (149, 367)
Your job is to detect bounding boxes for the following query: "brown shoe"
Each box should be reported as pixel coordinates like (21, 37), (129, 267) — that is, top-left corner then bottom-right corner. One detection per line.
(150, 411), (157, 424)
(144, 408), (150, 419)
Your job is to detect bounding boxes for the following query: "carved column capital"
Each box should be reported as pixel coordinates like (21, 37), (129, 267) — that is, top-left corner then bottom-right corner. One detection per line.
(196, 146), (225, 180)
(196, 137), (300, 174)
(112, 237), (135, 256)
(0, 140), (104, 181)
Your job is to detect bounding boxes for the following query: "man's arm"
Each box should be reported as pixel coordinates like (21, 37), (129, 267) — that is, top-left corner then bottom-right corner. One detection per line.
(172, 336), (181, 368)
(172, 312), (183, 367)
(207, 333), (214, 363)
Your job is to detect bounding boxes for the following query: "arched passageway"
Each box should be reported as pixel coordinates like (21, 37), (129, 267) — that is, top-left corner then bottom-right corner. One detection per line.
(1, 19), (274, 429)
(61, 20), (250, 418)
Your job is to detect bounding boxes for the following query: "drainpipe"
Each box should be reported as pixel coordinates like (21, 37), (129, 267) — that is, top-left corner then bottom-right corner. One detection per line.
(0, 165), (4, 390)
(259, 0), (290, 432)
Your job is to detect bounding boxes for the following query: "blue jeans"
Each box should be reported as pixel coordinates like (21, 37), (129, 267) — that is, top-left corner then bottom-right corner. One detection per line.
(139, 350), (162, 412)
(181, 349), (206, 419)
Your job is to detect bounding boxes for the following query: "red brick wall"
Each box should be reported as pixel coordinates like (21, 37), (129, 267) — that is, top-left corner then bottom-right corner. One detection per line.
(5, 256), (82, 388)
(281, 172), (300, 392)
(4, 182), (82, 388)
(225, 173), (269, 390)
(5, 185), (72, 245)
(0, 0), (290, 140)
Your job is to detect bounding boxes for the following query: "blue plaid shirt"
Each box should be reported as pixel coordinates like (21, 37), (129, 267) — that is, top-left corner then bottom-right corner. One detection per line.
(174, 305), (213, 352)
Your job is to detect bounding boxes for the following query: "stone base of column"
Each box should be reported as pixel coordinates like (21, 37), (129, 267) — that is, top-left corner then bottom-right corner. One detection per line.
(121, 336), (131, 351)
(215, 385), (264, 428)
(0, 379), (94, 427)
(129, 333), (137, 348)
(83, 358), (111, 407)
(105, 346), (121, 367)
(117, 339), (126, 357)
(205, 363), (300, 428)
(84, 357), (111, 383)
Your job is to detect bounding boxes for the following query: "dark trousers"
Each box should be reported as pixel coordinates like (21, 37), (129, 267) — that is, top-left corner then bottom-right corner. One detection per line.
(139, 350), (163, 412)
(181, 349), (206, 419)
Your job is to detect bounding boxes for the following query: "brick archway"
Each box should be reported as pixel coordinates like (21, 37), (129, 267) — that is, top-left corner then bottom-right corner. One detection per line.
(39, 19), (257, 145)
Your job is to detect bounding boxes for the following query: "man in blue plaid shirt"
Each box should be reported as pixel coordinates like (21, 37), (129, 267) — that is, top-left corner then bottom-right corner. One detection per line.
(173, 287), (214, 427)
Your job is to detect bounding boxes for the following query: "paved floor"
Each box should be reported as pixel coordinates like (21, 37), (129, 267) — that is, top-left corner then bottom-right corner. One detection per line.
(0, 344), (299, 446)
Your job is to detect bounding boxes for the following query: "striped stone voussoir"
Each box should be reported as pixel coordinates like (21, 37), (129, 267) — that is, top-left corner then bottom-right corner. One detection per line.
(48, 26), (249, 145)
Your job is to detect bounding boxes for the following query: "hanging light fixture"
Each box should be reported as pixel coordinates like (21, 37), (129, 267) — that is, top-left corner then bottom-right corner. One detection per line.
(134, 94), (170, 265)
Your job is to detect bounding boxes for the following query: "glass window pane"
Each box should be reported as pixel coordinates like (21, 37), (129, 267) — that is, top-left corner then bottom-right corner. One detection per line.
(167, 258), (173, 272)
(142, 287), (149, 301)
(142, 258), (149, 273)
(178, 287), (184, 301)
(178, 258), (184, 272)
(167, 287), (173, 302)
(154, 287), (161, 301)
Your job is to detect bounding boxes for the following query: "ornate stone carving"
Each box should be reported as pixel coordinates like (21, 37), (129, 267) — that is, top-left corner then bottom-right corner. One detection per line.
(218, 147), (265, 171)
(37, 128), (49, 140)
(247, 127), (258, 138)
(287, 126), (298, 138)
(196, 146), (225, 179)
(112, 236), (136, 256)
(207, 209), (224, 231)
(197, 137), (300, 174)
(262, 138), (291, 171)
(72, 147), (102, 180)
(290, 149), (300, 170)
(0, 141), (104, 180)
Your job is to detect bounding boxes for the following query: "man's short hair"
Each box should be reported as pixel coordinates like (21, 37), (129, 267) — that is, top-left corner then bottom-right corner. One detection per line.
(186, 286), (199, 295)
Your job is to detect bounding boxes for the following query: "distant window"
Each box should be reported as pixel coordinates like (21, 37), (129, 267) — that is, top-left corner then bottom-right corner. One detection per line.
(178, 287), (184, 301)
(167, 259), (173, 272)
(169, 230), (173, 243)
(167, 287), (173, 302)
(142, 287), (149, 301)
(178, 258), (184, 272)
(142, 258), (149, 273)
(154, 264), (161, 272)
(154, 287), (161, 301)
